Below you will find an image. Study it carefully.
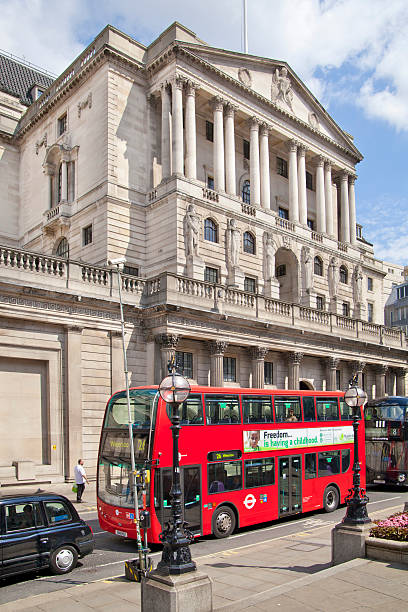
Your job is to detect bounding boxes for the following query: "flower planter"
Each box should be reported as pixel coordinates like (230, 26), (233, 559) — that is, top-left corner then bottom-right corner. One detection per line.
(366, 536), (408, 564)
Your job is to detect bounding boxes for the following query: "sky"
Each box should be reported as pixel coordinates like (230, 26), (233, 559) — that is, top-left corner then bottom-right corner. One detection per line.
(1, 0), (407, 266)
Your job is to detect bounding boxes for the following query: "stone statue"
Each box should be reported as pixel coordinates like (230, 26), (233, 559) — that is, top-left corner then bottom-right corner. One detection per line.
(183, 203), (200, 257)
(328, 256), (339, 298)
(227, 218), (240, 268)
(301, 246), (313, 293)
(354, 264), (363, 304)
(271, 67), (294, 111)
(263, 232), (276, 281)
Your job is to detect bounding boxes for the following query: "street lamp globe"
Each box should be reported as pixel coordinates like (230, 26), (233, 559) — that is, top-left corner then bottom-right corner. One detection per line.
(158, 372), (190, 405)
(344, 386), (367, 410)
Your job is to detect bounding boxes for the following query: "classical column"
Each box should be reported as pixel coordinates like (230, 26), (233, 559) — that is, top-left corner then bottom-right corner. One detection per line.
(327, 357), (340, 391)
(60, 159), (68, 202)
(224, 103), (236, 196)
(288, 351), (303, 390)
(156, 334), (179, 380)
(161, 83), (172, 179)
(325, 161), (334, 237)
(65, 326), (83, 479)
(297, 145), (307, 225)
(259, 123), (270, 209)
(249, 347), (269, 388)
(352, 361), (366, 389)
(172, 77), (184, 175)
(110, 331), (125, 393)
(396, 368), (407, 396)
(44, 163), (54, 208)
(340, 171), (350, 244)
(287, 140), (299, 222)
(212, 97), (225, 191)
(349, 175), (357, 246)
(375, 364), (388, 398)
(249, 118), (260, 207)
(185, 81), (197, 180)
(315, 156), (326, 233)
(208, 340), (228, 387)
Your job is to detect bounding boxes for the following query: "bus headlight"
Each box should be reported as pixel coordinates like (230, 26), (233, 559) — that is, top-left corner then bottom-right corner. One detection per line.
(398, 473), (406, 483)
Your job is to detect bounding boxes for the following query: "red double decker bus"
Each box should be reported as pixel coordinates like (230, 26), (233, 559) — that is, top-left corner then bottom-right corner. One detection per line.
(97, 386), (365, 542)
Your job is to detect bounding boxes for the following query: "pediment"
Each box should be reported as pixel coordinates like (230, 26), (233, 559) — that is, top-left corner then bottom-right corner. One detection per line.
(180, 45), (360, 158)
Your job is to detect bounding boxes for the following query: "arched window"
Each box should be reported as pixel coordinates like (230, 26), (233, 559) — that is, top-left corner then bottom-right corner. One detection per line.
(242, 180), (250, 204)
(314, 256), (323, 276)
(56, 237), (69, 258)
(340, 265), (348, 284)
(243, 231), (255, 254)
(204, 218), (218, 243)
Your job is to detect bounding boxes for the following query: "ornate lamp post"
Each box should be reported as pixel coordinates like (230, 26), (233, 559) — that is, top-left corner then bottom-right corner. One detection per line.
(343, 383), (370, 525)
(156, 362), (196, 575)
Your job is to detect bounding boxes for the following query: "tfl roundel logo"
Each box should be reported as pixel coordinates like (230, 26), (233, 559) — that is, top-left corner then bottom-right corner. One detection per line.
(243, 493), (256, 510)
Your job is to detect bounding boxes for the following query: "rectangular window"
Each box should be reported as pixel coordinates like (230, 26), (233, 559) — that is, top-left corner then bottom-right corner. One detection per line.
(244, 277), (256, 293)
(205, 394), (240, 424)
(340, 399), (353, 420)
(223, 357), (236, 382)
(367, 302), (374, 322)
(123, 265), (139, 277)
(305, 453), (316, 479)
(367, 277), (373, 291)
(316, 296), (324, 311)
(306, 171), (313, 190)
(44, 501), (72, 525)
(264, 362), (273, 385)
(316, 398), (339, 421)
(5, 502), (44, 531)
(58, 113), (67, 136)
(204, 266), (218, 283)
(278, 207), (289, 219)
(307, 219), (314, 230)
(341, 449), (351, 473)
(208, 460), (242, 494)
(83, 224), (93, 246)
(207, 176), (214, 190)
(276, 264), (286, 277)
(175, 351), (193, 379)
(276, 157), (288, 178)
(318, 451), (340, 477)
(179, 394), (203, 425)
(245, 458), (275, 488)
(242, 395), (273, 424)
(302, 396), (315, 421)
(206, 120), (214, 142)
(336, 370), (341, 391)
(342, 302), (350, 317)
(243, 139), (250, 160)
(274, 397), (301, 422)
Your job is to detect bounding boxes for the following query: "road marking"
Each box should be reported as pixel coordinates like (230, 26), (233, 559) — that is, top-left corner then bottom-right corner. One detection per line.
(368, 496), (401, 505)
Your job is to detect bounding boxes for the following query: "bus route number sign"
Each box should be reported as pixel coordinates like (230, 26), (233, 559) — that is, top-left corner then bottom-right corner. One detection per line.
(207, 450), (242, 462)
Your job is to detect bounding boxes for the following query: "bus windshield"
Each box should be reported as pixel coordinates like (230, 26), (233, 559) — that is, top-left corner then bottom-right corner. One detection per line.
(104, 388), (157, 429)
(365, 401), (407, 423)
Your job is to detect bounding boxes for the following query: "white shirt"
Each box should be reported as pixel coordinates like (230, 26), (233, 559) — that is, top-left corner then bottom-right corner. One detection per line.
(74, 464), (86, 484)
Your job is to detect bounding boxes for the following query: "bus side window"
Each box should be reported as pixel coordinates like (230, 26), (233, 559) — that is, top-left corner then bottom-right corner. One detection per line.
(341, 449), (350, 473)
(242, 396), (273, 423)
(316, 398), (339, 421)
(302, 396), (315, 421)
(274, 397), (301, 422)
(341, 399), (353, 420)
(205, 395), (240, 424)
(180, 395), (203, 425)
(208, 461), (242, 493)
(305, 453), (316, 479)
(318, 451), (340, 476)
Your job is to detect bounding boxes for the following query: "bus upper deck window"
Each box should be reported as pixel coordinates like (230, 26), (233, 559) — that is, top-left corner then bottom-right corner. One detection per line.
(205, 395), (240, 424)
(178, 395), (203, 425)
(274, 398), (301, 422)
(302, 396), (315, 421)
(242, 396), (273, 424)
(316, 398), (339, 421)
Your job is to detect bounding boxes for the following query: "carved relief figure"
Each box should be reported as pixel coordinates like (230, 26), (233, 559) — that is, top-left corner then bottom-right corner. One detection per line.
(263, 232), (276, 281)
(354, 264), (363, 304)
(183, 203), (200, 257)
(226, 218), (240, 267)
(301, 246), (313, 293)
(271, 67), (293, 111)
(328, 256), (339, 298)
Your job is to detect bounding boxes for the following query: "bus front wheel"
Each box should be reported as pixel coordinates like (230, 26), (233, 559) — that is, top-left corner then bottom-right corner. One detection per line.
(212, 506), (236, 538)
(323, 486), (339, 512)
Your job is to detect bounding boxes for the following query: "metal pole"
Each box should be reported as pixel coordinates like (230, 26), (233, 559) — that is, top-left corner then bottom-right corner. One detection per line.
(343, 398), (370, 525)
(114, 264), (145, 571)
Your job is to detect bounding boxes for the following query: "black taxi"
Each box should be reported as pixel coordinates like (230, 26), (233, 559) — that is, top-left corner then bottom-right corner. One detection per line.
(0, 492), (94, 578)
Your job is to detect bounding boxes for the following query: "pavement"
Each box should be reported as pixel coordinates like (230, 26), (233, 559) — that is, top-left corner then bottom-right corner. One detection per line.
(1, 481), (408, 611)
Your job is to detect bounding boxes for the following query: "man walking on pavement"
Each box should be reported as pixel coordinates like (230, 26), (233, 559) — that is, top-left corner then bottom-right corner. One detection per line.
(74, 458), (89, 503)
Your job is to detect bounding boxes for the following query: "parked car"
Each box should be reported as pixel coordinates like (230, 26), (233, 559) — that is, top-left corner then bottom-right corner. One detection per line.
(0, 492), (94, 578)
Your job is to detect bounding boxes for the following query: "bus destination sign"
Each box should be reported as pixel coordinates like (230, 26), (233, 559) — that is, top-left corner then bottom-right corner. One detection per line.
(207, 450), (242, 462)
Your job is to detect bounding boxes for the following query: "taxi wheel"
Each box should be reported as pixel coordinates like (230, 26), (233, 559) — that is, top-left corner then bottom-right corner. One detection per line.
(212, 506), (236, 538)
(50, 545), (78, 574)
(323, 486), (339, 513)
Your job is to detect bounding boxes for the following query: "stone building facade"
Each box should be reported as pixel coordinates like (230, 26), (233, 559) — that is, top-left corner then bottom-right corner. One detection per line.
(0, 23), (407, 484)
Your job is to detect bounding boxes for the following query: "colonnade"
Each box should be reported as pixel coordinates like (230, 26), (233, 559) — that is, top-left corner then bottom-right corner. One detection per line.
(156, 334), (406, 394)
(159, 77), (358, 246)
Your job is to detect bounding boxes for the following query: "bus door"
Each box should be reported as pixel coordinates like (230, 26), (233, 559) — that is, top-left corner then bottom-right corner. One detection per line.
(278, 456), (302, 517)
(154, 466), (202, 534)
